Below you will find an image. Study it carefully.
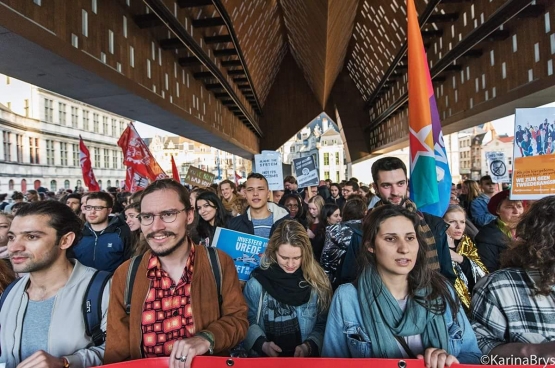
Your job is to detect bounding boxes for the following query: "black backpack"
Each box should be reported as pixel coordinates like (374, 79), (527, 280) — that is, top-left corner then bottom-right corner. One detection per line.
(0, 270), (112, 346)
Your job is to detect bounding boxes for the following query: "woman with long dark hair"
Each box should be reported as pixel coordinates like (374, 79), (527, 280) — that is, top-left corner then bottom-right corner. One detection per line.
(0, 213), (16, 291)
(195, 191), (232, 247)
(243, 220), (332, 357)
(322, 205), (481, 366)
(311, 204), (341, 262)
(124, 203), (149, 256)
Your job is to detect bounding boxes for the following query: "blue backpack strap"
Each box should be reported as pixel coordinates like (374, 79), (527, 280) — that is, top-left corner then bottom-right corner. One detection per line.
(124, 255), (143, 316)
(0, 279), (21, 311)
(83, 270), (112, 346)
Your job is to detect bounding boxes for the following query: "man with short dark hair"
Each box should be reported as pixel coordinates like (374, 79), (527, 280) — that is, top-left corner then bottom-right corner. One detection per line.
(105, 179), (247, 366)
(369, 156), (455, 282)
(342, 181), (359, 200)
(0, 201), (110, 367)
(0, 193), (8, 211)
(470, 175), (498, 227)
(72, 192), (131, 272)
(4, 191), (24, 214)
(228, 173), (289, 238)
(66, 193), (82, 216)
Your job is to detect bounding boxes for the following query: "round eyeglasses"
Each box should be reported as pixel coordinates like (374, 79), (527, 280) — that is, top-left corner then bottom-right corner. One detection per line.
(138, 208), (187, 226)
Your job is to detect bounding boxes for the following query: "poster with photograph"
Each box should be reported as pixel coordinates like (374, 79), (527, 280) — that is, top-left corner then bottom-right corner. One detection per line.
(293, 156), (319, 187)
(212, 227), (269, 281)
(511, 107), (555, 200)
(254, 151), (284, 190)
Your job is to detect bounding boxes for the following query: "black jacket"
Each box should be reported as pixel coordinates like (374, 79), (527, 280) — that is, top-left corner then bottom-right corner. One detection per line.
(326, 196), (346, 211)
(475, 220), (509, 273)
(227, 202), (290, 238)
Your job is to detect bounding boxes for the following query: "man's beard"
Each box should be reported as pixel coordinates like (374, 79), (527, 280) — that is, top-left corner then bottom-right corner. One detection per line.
(148, 231), (188, 257)
(382, 196), (408, 207)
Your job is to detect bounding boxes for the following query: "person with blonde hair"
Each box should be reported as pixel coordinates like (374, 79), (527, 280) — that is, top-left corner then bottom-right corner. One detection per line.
(243, 220), (332, 357)
(307, 195), (325, 239)
(443, 205), (488, 311)
(0, 213), (16, 291)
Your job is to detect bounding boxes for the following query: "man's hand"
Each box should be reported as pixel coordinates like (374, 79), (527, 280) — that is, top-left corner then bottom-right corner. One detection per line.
(417, 347), (459, 368)
(16, 351), (64, 368)
(262, 341), (282, 357)
(294, 343), (309, 357)
(169, 336), (210, 368)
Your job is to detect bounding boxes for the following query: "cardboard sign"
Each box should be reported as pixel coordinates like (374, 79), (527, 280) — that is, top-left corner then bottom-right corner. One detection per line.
(212, 227), (269, 281)
(511, 107), (555, 200)
(254, 151), (284, 190)
(293, 156), (319, 187)
(184, 166), (215, 188)
(485, 152), (510, 183)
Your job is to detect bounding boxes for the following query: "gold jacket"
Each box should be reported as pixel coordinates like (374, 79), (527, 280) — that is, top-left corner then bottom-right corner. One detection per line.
(452, 235), (488, 310)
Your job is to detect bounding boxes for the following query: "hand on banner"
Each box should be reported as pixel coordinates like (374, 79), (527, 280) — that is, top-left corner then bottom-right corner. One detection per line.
(169, 337), (210, 368)
(262, 341), (282, 357)
(294, 343), (310, 357)
(417, 348), (459, 368)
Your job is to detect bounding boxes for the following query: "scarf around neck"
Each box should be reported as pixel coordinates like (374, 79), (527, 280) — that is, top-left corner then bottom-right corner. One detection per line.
(357, 266), (449, 358)
(251, 264), (311, 306)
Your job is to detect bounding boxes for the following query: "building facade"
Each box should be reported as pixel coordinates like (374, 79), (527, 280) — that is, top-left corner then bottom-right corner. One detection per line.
(146, 136), (252, 183)
(0, 75), (127, 194)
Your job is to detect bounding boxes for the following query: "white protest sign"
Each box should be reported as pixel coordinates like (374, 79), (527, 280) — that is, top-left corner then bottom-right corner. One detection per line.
(254, 150), (284, 190)
(485, 152), (510, 183)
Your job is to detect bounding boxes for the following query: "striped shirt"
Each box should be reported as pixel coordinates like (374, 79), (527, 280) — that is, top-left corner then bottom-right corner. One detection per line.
(471, 268), (555, 354)
(252, 214), (273, 239)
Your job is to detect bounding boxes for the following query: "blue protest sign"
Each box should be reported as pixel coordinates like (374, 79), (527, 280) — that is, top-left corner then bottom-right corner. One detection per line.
(212, 227), (269, 281)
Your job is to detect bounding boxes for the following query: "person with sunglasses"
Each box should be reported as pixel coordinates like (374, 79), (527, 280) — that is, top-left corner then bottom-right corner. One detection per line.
(72, 192), (132, 272)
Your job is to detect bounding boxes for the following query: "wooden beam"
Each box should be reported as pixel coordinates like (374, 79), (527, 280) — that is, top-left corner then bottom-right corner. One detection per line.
(233, 77), (248, 83)
(178, 57), (201, 67)
(213, 92), (229, 98)
(227, 70), (245, 76)
(221, 60), (241, 67)
(159, 38), (185, 50)
(134, 13), (163, 29)
(205, 83), (224, 90)
(204, 35), (232, 44)
(192, 17), (225, 28)
(213, 48), (237, 57)
(193, 71), (214, 79)
(177, 0), (212, 7)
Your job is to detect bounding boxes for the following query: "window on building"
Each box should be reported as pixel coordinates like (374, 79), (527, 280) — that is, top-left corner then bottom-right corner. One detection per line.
(73, 144), (79, 166)
(98, 180), (102, 189)
(64, 180), (70, 189)
(115, 179), (120, 188)
(336, 171), (340, 182)
(77, 179), (82, 189)
(60, 142), (68, 166)
(44, 98), (53, 122)
(102, 116), (109, 135)
(83, 110), (89, 130)
(50, 180), (57, 191)
(46, 140), (55, 165)
(103, 149), (109, 168)
(71, 107), (79, 128)
(335, 153), (340, 165)
(112, 150), (118, 168)
(93, 113), (99, 133)
(323, 153), (329, 165)
(29, 137), (39, 164)
(94, 148), (100, 168)
(120, 121), (125, 135)
(107, 180), (112, 188)
(82, 9), (88, 37)
(3, 132), (12, 161)
(8, 180), (14, 190)
(324, 171), (330, 179)
(24, 99), (30, 117)
(111, 119), (117, 136)
(59, 102), (67, 125)
(16, 134), (23, 162)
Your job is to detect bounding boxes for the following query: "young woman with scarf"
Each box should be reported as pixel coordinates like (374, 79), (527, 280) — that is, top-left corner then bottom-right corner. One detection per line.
(322, 205), (481, 367)
(243, 220), (332, 357)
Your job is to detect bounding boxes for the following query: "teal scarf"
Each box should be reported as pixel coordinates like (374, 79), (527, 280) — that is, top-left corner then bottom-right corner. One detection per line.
(357, 266), (449, 358)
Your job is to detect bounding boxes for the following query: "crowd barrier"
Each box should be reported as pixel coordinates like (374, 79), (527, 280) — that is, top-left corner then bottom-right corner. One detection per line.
(100, 356), (549, 367)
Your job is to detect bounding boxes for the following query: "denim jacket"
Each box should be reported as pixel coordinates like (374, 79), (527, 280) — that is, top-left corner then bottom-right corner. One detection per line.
(321, 283), (481, 363)
(243, 277), (327, 355)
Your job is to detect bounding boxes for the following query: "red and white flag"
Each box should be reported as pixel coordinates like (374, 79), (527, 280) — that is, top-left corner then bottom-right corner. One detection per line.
(79, 136), (100, 192)
(235, 172), (242, 186)
(117, 122), (167, 192)
(171, 155), (180, 182)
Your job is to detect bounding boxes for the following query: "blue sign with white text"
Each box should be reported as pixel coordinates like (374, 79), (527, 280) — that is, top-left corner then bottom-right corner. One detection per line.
(212, 227), (269, 281)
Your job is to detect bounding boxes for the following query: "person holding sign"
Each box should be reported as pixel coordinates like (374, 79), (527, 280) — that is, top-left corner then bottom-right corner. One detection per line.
(322, 205), (481, 365)
(228, 173), (290, 239)
(195, 191), (232, 247)
(243, 220), (332, 357)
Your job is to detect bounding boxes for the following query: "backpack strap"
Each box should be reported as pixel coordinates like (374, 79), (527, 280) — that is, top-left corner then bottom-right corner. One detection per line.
(124, 255), (143, 316)
(0, 278), (21, 311)
(206, 247), (223, 317)
(83, 270), (112, 347)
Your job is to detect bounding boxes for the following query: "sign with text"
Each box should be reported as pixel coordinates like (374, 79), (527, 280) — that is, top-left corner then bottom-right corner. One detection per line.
(184, 166), (215, 188)
(212, 228), (269, 281)
(511, 107), (555, 200)
(254, 150), (284, 190)
(485, 152), (510, 183)
(293, 156), (319, 187)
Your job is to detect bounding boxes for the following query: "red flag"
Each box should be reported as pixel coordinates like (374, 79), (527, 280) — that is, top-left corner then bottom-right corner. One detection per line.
(117, 122), (167, 192)
(235, 172), (242, 186)
(171, 155), (180, 182)
(79, 136), (100, 192)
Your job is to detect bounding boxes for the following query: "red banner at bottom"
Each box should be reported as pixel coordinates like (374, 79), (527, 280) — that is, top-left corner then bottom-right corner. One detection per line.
(101, 356), (549, 367)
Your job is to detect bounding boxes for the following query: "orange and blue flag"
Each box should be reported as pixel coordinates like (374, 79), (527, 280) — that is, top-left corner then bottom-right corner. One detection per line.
(407, 0), (451, 216)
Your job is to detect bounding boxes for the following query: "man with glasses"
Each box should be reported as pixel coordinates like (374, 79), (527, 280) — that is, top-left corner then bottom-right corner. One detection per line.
(104, 179), (247, 367)
(72, 192), (131, 272)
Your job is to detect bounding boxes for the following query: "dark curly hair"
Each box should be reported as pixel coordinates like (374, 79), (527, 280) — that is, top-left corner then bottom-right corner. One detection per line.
(358, 205), (458, 317)
(501, 196), (555, 296)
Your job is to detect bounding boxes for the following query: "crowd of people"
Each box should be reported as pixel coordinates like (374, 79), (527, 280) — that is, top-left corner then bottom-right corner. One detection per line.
(0, 156), (554, 368)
